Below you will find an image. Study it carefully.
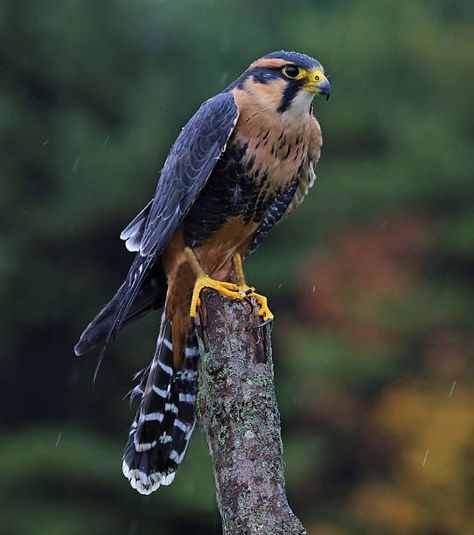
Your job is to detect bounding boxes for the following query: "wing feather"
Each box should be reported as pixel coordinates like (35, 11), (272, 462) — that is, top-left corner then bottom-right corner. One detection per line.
(81, 92), (238, 362)
(103, 92), (238, 348)
(139, 92), (239, 257)
(120, 200), (153, 252)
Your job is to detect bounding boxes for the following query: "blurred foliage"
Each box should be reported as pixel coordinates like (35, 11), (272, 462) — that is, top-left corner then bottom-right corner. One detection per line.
(0, 0), (472, 533)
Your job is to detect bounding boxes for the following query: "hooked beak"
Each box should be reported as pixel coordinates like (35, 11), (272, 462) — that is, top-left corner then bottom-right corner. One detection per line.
(316, 77), (331, 100)
(304, 70), (331, 100)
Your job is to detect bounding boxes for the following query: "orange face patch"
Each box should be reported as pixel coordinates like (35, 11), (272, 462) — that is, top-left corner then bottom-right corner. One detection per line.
(249, 57), (288, 70)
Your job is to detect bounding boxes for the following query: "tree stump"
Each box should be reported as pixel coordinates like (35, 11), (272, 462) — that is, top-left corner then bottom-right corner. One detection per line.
(195, 289), (306, 535)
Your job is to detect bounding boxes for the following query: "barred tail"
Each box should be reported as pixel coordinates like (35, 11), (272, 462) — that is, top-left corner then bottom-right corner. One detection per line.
(122, 313), (199, 495)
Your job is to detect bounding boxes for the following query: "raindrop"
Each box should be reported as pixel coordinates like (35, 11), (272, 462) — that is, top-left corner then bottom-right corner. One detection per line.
(72, 157), (80, 172)
(56, 431), (62, 448)
(449, 380), (456, 399)
(422, 448), (429, 466)
(103, 135), (111, 146)
(219, 71), (230, 86)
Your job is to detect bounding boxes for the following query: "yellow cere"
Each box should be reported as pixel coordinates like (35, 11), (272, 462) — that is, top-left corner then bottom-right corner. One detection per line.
(303, 69), (327, 93)
(311, 69), (324, 82)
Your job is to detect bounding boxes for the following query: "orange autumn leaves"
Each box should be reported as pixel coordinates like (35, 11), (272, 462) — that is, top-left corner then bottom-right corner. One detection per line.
(300, 215), (433, 346)
(290, 215), (473, 534)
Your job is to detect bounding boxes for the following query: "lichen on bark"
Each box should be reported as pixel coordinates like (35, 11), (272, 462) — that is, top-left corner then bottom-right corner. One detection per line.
(195, 289), (306, 535)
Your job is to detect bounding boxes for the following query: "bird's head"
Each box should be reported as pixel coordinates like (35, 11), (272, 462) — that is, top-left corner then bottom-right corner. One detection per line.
(230, 51), (331, 116)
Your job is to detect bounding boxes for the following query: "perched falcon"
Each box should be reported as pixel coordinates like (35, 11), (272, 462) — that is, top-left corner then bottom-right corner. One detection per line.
(75, 50), (330, 495)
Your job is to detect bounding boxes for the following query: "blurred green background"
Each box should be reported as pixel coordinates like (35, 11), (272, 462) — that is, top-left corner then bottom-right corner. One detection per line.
(1, 0), (473, 533)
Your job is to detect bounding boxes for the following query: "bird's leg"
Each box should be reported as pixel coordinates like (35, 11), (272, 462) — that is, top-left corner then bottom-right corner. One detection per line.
(232, 253), (274, 323)
(232, 252), (249, 287)
(232, 253), (254, 311)
(185, 247), (246, 318)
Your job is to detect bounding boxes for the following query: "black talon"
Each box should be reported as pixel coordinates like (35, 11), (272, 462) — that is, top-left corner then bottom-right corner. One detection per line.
(243, 295), (254, 315)
(239, 290), (254, 315)
(256, 317), (273, 329)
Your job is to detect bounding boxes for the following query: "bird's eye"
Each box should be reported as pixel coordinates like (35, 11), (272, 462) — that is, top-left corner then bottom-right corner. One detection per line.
(283, 65), (300, 79)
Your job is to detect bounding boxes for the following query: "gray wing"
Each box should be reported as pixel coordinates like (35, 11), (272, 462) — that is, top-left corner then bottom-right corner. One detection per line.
(120, 92), (238, 256)
(86, 92), (238, 356)
(77, 92), (238, 359)
(138, 92), (239, 258)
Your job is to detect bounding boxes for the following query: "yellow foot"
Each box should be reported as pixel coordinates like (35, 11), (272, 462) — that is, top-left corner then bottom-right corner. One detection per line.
(190, 276), (245, 318)
(232, 253), (274, 321)
(185, 247), (274, 322)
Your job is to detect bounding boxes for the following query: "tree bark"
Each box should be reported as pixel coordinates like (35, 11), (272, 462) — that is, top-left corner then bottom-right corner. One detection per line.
(195, 289), (306, 535)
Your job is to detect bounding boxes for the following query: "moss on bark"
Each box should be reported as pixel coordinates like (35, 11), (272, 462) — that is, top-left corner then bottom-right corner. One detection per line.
(195, 289), (306, 535)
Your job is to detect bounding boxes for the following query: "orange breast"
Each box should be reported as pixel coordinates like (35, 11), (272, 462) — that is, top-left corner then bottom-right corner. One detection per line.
(161, 217), (258, 367)
(230, 84), (311, 195)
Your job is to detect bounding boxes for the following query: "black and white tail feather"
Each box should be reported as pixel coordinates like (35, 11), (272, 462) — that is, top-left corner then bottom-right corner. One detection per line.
(76, 201), (200, 495)
(122, 312), (199, 495)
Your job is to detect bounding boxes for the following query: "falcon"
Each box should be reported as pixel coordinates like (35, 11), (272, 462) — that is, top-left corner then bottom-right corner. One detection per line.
(75, 50), (331, 494)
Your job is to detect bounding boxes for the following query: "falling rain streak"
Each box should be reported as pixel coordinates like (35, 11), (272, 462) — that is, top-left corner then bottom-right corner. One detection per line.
(449, 380), (456, 399)
(422, 448), (430, 466)
(72, 158), (80, 172)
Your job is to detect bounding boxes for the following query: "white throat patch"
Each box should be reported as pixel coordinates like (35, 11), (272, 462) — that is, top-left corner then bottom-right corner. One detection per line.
(287, 90), (314, 120)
